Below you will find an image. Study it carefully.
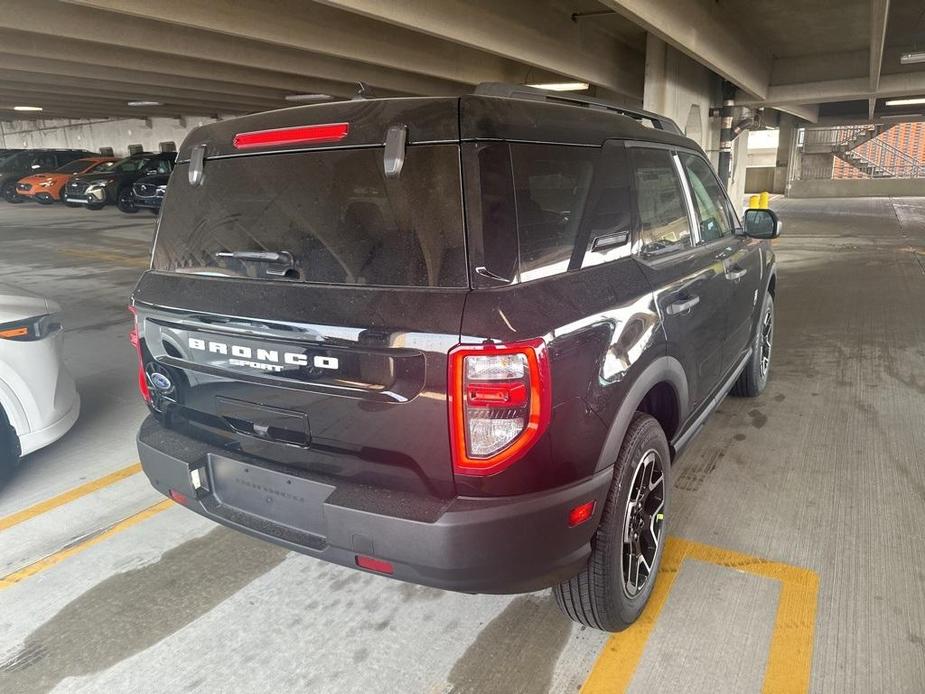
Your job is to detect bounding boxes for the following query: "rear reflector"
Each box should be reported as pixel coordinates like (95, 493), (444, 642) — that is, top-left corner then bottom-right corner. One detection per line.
(448, 339), (551, 477)
(168, 489), (190, 505)
(355, 555), (394, 575)
(568, 501), (596, 527)
(233, 122), (349, 149)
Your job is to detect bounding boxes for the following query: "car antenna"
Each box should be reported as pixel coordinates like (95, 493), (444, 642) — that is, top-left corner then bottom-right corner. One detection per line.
(353, 82), (376, 100)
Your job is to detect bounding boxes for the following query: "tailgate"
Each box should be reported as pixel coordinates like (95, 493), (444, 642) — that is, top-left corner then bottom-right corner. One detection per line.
(134, 275), (466, 498)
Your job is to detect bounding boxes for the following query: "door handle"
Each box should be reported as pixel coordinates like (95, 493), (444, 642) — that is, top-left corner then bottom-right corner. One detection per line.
(725, 267), (747, 281)
(666, 295), (700, 315)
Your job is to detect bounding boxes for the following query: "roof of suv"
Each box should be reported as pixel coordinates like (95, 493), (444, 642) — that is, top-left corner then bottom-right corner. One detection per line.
(177, 93), (702, 161)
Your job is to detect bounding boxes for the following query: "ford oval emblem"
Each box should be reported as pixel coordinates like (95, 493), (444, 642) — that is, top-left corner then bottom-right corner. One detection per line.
(149, 372), (173, 392)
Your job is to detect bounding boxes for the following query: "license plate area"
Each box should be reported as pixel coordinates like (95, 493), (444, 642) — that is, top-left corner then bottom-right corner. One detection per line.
(208, 455), (334, 536)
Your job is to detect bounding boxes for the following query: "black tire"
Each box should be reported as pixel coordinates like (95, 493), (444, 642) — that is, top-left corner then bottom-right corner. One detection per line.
(554, 412), (670, 632)
(36, 193), (54, 205)
(148, 207), (159, 215)
(117, 187), (138, 214)
(2, 182), (23, 203)
(0, 407), (20, 489)
(86, 201), (105, 211)
(730, 293), (774, 397)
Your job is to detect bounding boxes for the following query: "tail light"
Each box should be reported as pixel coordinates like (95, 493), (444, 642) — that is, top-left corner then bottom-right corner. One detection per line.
(448, 339), (551, 476)
(128, 306), (151, 404)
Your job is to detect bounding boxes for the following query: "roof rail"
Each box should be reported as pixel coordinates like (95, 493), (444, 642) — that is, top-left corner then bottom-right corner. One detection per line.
(474, 82), (683, 135)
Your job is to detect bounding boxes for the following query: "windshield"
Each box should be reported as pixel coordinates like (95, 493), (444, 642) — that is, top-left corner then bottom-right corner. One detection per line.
(153, 145), (467, 288)
(89, 161), (115, 173)
(55, 159), (97, 174)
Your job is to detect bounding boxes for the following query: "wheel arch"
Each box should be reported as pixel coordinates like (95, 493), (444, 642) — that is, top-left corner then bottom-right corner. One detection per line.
(594, 356), (689, 471)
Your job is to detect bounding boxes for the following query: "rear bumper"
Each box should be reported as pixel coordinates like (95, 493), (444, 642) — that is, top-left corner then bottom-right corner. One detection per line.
(137, 416), (612, 594)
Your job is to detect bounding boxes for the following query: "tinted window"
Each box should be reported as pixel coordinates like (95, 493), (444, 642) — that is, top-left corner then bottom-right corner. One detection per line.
(631, 148), (691, 257)
(153, 145), (467, 288)
(511, 144), (597, 281)
(680, 153), (735, 243)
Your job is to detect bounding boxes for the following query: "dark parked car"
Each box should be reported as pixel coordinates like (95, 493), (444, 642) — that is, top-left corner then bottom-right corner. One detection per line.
(64, 152), (175, 211)
(1, 149), (95, 202)
(129, 172), (170, 214)
(130, 85), (780, 632)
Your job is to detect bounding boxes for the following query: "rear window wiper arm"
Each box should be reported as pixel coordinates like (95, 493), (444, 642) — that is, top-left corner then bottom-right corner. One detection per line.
(215, 250), (293, 265)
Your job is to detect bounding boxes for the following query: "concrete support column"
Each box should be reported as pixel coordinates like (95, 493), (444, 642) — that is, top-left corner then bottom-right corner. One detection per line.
(772, 114), (796, 194)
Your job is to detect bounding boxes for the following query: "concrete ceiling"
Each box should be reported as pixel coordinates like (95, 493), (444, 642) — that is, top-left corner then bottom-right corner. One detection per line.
(0, 0), (922, 126)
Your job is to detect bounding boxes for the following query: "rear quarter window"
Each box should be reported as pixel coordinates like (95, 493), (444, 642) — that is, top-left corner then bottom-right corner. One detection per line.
(511, 144), (598, 281)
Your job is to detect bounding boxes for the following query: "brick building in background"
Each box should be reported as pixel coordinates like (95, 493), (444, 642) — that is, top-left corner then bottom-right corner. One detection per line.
(833, 121), (925, 179)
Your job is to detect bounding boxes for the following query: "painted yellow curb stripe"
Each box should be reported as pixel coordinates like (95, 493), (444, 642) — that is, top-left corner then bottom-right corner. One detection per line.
(0, 499), (174, 591)
(0, 463), (142, 532)
(581, 536), (819, 694)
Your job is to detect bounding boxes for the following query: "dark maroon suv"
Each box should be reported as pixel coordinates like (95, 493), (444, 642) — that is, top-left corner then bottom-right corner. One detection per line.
(130, 84), (780, 632)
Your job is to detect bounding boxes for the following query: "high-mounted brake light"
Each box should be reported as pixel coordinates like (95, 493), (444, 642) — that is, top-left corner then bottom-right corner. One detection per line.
(232, 122), (349, 150)
(128, 306), (151, 404)
(448, 339), (551, 477)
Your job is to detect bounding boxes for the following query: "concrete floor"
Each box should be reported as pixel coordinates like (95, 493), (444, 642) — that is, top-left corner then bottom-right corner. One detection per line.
(0, 198), (922, 693)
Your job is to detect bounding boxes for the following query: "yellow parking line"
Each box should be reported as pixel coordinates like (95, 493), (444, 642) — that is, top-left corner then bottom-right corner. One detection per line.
(0, 463), (142, 532)
(0, 499), (173, 591)
(582, 536), (819, 694)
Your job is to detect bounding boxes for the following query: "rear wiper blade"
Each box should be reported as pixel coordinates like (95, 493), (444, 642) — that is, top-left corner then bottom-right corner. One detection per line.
(215, 250), (293, 264)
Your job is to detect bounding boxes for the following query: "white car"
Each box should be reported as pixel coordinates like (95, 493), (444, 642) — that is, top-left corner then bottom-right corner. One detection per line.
(0, 285), (80, 485)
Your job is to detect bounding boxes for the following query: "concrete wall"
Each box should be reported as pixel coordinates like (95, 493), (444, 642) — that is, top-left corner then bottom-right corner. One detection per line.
(788, 177), (925, 198)
(642, 35), (747, 206)
(799, 152), (835, 180)
(745, 167), (775, 193)
(0, 116), (225, 157)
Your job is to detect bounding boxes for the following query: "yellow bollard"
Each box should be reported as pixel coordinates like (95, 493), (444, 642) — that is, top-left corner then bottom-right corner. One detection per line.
(759, 191), (769, 209)
(749, 194), (760, 209)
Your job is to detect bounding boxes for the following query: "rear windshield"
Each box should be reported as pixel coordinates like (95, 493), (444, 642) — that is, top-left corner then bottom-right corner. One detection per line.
(153, 145), (467, 288)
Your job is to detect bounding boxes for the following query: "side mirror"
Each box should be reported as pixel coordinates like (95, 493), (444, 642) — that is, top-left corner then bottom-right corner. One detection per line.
(743, 208), (782, 239)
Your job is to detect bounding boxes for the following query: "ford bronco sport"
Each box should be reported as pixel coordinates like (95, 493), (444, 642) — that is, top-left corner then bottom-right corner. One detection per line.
(131, 84), (780, 632)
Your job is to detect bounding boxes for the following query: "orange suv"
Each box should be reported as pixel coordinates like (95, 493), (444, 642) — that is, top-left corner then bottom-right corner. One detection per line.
(16, 157), (117, 204)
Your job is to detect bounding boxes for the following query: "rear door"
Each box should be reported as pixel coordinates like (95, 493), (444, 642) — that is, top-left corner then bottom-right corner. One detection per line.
(628, 145), (727, 411)
(677, 152), (763, 370)
(134, 109), (467, 499)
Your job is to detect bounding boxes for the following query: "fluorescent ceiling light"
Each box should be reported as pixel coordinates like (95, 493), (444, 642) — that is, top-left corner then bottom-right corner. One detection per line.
(900, 51), (925, 65)
(885, 97), (925, 106)
(285, 94), (333, 102)
(526, 82), (590, 92)
(13, 105), (43, 112)
(127, 100), (163, 107)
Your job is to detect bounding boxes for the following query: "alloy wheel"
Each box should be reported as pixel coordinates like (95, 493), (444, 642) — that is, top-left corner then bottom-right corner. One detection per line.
(621, 448), (666, 598)
(759, 308), (773, 378)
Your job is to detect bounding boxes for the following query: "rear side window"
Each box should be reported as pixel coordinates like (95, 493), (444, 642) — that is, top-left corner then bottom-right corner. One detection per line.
(153, 145), (467, 288)
(511, 144), (597, 281)
(630, 148), (691, 257)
